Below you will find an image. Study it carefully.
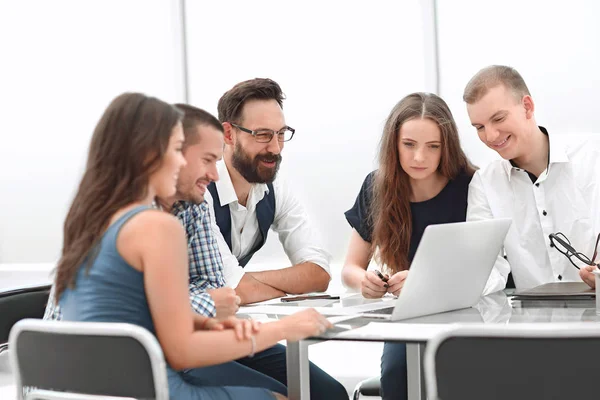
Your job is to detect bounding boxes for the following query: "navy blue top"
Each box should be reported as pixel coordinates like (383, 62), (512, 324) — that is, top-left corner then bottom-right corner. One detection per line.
(345, 170), (472, 263)
(60, 206), (154, 333)
(59, 205), (277, 399)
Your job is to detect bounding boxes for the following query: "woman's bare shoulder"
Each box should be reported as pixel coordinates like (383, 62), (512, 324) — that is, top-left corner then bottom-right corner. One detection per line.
(123, 209), (183, 238)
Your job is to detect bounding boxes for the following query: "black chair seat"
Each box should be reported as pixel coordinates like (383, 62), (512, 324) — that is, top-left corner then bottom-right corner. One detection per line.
(425, 325), (600, 400)
(10, 319), (170, 399)
(0, 284), (51, 345)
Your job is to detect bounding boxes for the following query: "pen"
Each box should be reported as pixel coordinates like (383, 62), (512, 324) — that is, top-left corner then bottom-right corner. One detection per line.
(280, 294), (340, 302)
(374, 270), (389, 283)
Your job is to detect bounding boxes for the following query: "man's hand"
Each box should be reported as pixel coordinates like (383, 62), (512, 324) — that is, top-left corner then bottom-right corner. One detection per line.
(206, 287), (241, 319)
(361, 271), (388, 299)
(579, 265), (597, 289)
(387, 270), (409, 297)
(236, 274), (286, 305)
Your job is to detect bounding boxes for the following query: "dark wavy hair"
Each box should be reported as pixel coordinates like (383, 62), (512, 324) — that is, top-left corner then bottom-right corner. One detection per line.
(371, 93), (476, 274)
(53, 93), (183, 300)
(217, 78), (285, 123)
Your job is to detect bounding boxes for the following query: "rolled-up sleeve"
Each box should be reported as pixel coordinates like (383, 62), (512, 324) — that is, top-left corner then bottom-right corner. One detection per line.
(43, 284), (62, 321)
(189, 288), (217, 317)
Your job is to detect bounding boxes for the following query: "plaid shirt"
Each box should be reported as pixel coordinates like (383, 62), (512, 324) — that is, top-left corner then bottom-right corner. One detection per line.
(172, 200), (226, 316)
(44, 200), (226, 320)
(43, 284), (61, 321)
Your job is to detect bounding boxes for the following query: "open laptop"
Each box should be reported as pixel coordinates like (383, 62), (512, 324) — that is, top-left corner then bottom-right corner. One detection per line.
(358, 218), (512, 321)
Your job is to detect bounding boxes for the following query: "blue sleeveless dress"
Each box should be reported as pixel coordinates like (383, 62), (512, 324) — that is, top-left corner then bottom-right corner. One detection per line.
(60, 206), (275, 400)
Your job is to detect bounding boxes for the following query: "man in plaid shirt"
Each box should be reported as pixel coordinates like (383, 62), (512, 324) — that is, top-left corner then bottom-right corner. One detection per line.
(45, 105), (239, 321)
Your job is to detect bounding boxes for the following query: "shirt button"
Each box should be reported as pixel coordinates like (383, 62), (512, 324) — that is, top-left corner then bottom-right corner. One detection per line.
(558, 275), (563, 280)
(535, 183), (540, 187)
(542, 210), (547, 216)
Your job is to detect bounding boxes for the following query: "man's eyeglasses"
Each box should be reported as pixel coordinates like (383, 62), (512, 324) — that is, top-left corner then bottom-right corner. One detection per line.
(230, 123), (295, 143)
(548, 232), (600, 270)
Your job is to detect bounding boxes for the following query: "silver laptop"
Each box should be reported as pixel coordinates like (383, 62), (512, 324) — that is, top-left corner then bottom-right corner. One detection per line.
(359, 219), (512, 321)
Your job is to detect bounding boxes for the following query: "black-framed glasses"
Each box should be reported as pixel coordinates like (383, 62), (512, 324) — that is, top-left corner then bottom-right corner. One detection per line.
(548, 232), (600, 270)
(230, 123), (295, 143)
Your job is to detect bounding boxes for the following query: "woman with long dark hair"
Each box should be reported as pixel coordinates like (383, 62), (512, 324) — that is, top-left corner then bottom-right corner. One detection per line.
(55, 92), (331, 400)
(342, 92), (476, 400)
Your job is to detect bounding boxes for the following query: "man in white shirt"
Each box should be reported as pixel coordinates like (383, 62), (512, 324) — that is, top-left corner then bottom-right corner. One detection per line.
(161, 103), (346, 400)
(465, 65), (600, 293)
(206, 78), (331, 304)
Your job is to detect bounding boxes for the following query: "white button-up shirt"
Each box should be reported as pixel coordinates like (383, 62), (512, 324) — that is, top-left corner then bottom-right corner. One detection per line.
(468, 132), (600, 292)
(205, 160), (331, 287)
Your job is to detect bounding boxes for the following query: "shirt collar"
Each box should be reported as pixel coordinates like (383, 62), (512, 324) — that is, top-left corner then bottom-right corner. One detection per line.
(171, 199), (208, 217)
(503, 126), (569, 181)
(215, 160), (270, 207)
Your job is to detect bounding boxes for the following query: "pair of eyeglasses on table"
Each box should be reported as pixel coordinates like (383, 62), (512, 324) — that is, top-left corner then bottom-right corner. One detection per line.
(549, 232), (600, 270)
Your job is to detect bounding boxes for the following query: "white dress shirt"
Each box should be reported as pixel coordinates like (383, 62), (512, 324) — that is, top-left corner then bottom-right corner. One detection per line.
(468, 132), (600, 292)
(205, 160), (331, 288)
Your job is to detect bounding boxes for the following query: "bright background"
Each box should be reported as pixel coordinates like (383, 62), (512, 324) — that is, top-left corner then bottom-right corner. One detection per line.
(1, 0), (599, 395)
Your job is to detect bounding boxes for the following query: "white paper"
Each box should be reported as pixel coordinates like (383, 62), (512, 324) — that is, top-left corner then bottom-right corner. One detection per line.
(327, 315), (362, 325)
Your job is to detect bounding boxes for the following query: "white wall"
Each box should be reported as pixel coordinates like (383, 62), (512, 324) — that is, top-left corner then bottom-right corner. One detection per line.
(437, 0), (600, 168)
(184, 0), (429, 267)
(2, 1), (599, 265)
(0, 0), (186, 262)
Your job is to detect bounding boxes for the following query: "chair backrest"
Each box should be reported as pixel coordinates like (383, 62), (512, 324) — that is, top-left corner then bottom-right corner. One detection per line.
(425, 323), (600, 400)
(0, 284), (51, 347)
(9, 319), (169, 400)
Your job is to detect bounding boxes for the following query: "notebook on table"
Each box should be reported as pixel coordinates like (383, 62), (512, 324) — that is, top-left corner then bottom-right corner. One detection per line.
(511, 282), (595, 300)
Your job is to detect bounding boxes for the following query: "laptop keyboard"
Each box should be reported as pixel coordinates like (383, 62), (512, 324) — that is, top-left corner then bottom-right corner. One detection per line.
(362, 306), (395, 315)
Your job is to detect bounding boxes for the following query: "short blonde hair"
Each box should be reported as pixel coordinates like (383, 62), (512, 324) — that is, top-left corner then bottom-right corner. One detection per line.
(463, 65), (531, 104)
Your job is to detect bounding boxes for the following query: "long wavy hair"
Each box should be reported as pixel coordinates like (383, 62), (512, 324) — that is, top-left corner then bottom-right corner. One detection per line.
(53, 93), (183, 300)
(371, 93), (476, 274)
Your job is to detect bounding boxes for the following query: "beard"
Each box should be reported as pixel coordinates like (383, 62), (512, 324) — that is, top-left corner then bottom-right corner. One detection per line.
(231, 141), (282, 184)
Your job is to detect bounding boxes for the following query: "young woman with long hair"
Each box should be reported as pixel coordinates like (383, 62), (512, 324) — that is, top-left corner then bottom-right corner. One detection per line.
(55, 92), (331, 400)
(342, 92), (476, 400)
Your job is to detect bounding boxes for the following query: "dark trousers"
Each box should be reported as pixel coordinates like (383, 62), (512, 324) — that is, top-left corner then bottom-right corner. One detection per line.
(182, 343), (348, 400)
(380, 342), (408, 400)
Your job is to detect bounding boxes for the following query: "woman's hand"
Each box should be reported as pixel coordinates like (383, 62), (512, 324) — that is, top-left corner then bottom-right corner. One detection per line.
(198, 316), (261, 340)
(217, 316), (261, 340)
(361, 270), (389, 298)
(280, 309), (333, 342)
(386, 270), (409, 297)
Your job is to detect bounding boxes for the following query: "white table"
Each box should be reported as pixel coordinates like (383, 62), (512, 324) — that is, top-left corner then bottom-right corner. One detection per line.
(241, 291), (600, 400)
